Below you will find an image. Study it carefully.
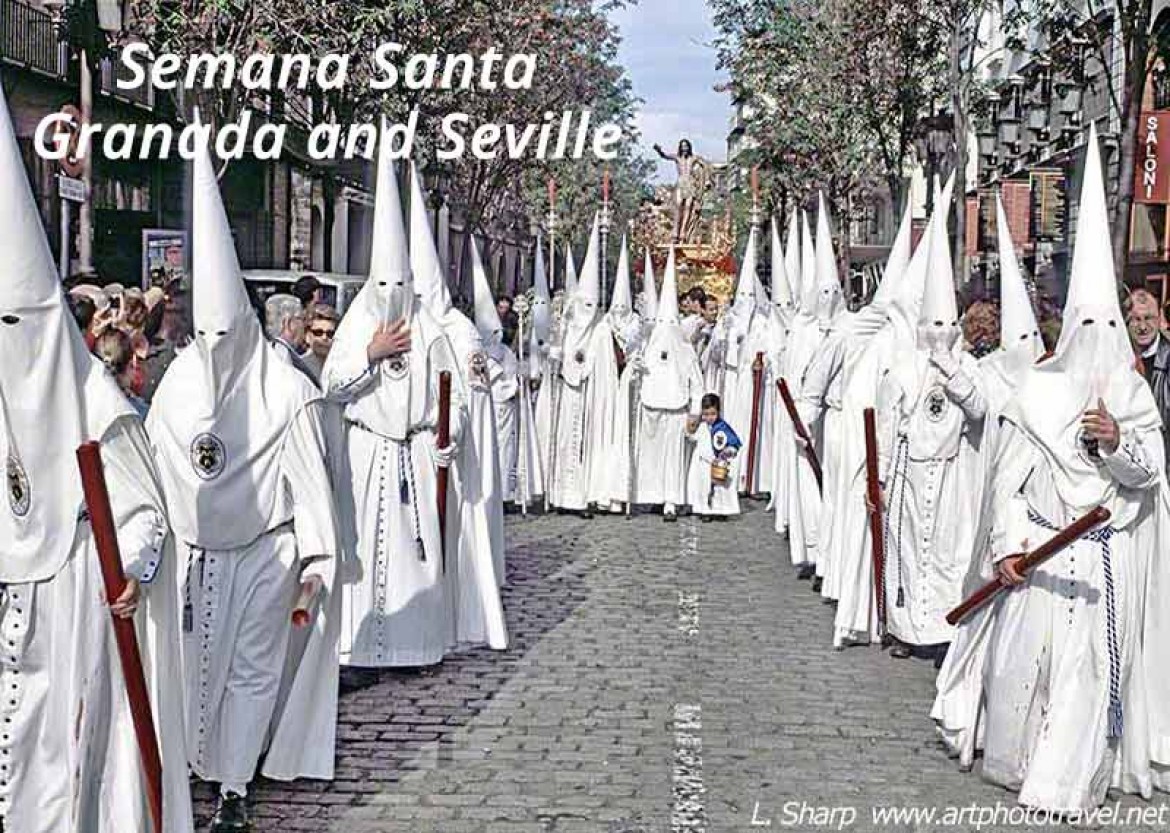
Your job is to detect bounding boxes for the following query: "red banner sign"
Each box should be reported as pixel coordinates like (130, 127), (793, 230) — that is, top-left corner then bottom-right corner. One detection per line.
(1137, 112), (1170, 204)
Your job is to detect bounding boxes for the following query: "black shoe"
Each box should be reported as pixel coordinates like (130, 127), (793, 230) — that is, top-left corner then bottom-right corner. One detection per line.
(701, 515), (713, 523)
(579, 508), (594, 519)
(663, 512), (678, 523)
(811, 577), (823, 593)
(209, 791), (250, 832)
(933, 643), (950, 670)
(796, 564), (815, 580)
(890, 643), (912, 659)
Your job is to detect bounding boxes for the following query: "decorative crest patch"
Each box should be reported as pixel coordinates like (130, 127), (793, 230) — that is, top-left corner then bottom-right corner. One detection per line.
(712, 430), (729, 452)
(190, 433), (226, 480)
(7, 455), (29, 517)
(924, 387), (948, 422)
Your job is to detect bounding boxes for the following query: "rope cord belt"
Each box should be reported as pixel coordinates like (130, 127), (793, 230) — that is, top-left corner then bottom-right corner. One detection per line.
(1026, 508), (1122, 739)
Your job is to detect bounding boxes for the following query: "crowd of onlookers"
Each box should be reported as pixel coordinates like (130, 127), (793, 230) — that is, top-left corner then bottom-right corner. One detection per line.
(64, 273), (344, 404)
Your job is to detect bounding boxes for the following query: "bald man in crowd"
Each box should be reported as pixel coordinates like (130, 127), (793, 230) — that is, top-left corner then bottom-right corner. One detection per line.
(1126, 287), (1170, 467)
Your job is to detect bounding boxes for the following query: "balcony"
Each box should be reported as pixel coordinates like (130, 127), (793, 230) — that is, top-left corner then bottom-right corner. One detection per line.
(0, 0), (66, 78)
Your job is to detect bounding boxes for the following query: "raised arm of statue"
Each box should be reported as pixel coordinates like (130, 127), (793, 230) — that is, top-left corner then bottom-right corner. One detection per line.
(653, 143), (677, 162)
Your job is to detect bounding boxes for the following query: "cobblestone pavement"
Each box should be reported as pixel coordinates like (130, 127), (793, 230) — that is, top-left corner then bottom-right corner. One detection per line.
(194, 502), (1166, 832)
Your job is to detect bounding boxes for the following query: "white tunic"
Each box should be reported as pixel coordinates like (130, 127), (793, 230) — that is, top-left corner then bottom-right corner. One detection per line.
(165, 404), (341, 783)
(978, 422), (1161, 810)
(877, 351), (986, 646)
(547, 321), (620, 511)
(2, 417), (194, 833)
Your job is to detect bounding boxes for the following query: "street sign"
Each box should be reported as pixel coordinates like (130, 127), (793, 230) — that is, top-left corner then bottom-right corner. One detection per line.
(57, 175), (86, 203)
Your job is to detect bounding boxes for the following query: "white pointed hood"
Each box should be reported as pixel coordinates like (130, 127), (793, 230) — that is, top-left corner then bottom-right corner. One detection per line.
(731, 227), (760, 314)
(1004, 123), (1159, 523)
(529, 237), (553, 355)
(642, 247), (700, 410)
(190, 133), (265, 410)
(409, 161), (451, 315)
(915, 183), (960, 354)
(770, 216), (794, 312)
(980, 194), (1045, 394)
(641, 248), (659, 321)
(799, 210), (817, 313)
(564, 240), (579, 298)
(785, 210), (802, 311)
(560, 216), (603, 386)
(148, 132), (318, 550)
(0, 78), (133, 583)
(471, 236), (504, 349)
(813, 194), (843, 326)
(870, 197), (914, 310)
(995, 194), (1042, 357)
(363, 140), (416, 326)
(609, 235), (633, 314)
(888, 173), (955, 349)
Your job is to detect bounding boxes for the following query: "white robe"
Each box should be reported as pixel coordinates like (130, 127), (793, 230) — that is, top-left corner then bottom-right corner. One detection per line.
(166, 403), (341, 783)
(977, 421), (1162, 810)
(2, 416), (194, 833)
(326, 311), (507, 665)
(687, 423), (740, 516)
(877, 351), (986, 646)
(547, 320), (620, 511)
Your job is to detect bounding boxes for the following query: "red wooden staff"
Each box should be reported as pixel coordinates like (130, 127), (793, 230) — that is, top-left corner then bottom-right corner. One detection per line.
(436, 371), (452, 573)
(862, 408), (885, 632)
(745, 351), (765, 493)
(76, 441), (163, 833)
(776, 378), (822, 491)
(945, 505), (1111, 625)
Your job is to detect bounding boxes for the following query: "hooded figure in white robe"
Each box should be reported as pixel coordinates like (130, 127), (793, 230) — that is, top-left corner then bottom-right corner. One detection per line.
(640, 248), (659, 336)
(324, 142), (507, 666)
(472, 237), (538, 506)
(831, 176), (954, 647)
(711, 229), (775, 495)
(777, 206), (837, 571)
(0, 79), (193, 833)
(875, 184), (987, 652)
(956, 127), (1167, 810)
(606, 235), (644, 360)
(147, 138), (340, 821)
(547, 218), (621, 514)
(612, 249), (704, 516)
(767, 210), (803, 519)
(407, 163), (508, 591)
(931, 190), (1044, 768)
(531, 240), (555, 485)
(801, 199), (912, 607)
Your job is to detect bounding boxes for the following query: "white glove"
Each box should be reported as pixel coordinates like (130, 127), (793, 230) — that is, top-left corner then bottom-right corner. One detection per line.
(548, 345), (564, 364)
(432, 440), (458, 468)
(629, 353), (646, 374)
(929, 351), (960, 379)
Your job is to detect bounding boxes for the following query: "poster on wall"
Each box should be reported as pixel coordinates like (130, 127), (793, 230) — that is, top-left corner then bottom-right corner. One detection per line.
(141, 229), (188, 291)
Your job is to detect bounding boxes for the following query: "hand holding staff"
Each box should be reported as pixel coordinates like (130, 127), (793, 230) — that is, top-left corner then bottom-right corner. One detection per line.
(76, 441), (163, 833)
(777, 378), (822, 491)
(291, 574), (324, 628)
(436, 370), (453, 573)
(945, 506), (1111, 625)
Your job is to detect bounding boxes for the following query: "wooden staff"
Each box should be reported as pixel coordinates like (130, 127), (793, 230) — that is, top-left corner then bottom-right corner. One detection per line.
(76, 441), (163, 833)
(776, 377), (822, 491)
(436, 371), (452, 573)
(744, 351), (765, 493)
(945, 505), (1111, 626)
(862, 408), (885, 632)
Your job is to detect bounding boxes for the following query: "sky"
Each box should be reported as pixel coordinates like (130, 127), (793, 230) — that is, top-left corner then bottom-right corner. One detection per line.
(609, 0), (729, 182)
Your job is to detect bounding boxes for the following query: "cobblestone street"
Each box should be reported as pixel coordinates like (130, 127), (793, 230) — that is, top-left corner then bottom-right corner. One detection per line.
(195, 502), (1165, 832)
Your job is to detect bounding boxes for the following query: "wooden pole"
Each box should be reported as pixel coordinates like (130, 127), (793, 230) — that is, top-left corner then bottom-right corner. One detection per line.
(76, 441), (163, 833)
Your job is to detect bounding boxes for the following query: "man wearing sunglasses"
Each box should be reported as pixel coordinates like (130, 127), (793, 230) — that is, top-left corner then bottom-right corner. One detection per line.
(301, 304), (339, 385)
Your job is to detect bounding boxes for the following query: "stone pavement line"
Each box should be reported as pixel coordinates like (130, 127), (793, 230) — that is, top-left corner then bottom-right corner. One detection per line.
(677, 591), (700, 637)
(671, 703), (707, 832)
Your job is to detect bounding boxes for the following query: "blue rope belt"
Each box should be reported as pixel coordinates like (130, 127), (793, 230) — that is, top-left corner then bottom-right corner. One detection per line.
(1027, 508), (1122, 739)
